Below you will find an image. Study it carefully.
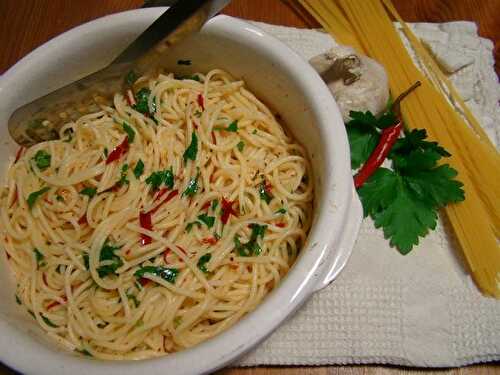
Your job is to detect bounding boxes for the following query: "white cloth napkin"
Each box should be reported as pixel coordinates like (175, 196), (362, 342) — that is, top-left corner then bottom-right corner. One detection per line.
(236, 21), (500, 367)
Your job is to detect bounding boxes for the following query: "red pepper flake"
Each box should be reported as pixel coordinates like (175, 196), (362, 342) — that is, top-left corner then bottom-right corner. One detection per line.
(220, 198), (237, 224)
(126, 249), (131, 256)
(201, 201), (211, 211)
(9, 187), (18, 208)
(106, 137), (129, 164)
(163, 248), (171, 263)
(14, 147), (25, 163)
(211, 131), (216, 145)
(47, 296), (67, 310)
(154, 188), (169, 202)
(126, 89), (136, 106)
(275, 222), (286, 228)
(193, 122), (199, 130)
(6, 251), (11, 260)
(264, 183), (273, 195)
(197, 94), (204, 110)
(201, 237), (218, 245)
(139, 277), (150, 286)
(42, 273), (48, 286)
(78, 214), (88, 225)
(176, 245), (186, 255)
(149, 189), (178, 215)
(139, 211), (153, 246)
(44, 198), (53, 206)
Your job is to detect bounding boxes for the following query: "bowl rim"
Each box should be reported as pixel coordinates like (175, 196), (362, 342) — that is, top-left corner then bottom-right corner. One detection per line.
(0, 8), (356, 375)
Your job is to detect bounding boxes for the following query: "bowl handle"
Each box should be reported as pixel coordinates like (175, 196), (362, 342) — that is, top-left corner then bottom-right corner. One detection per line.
(314, 188), (363, 292)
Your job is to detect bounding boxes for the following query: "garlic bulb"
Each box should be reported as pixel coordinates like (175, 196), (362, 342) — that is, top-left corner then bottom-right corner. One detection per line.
(310, 45), (390, 122)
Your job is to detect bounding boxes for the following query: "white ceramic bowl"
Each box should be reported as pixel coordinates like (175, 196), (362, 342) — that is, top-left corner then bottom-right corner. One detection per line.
(0, 9), (362, 375)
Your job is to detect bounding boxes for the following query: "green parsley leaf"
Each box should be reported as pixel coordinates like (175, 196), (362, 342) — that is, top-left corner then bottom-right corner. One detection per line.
(275, 207), (287, 214)
(371, 179), (437, 254)
(211, 199), (219, 211)
(41, 314), (57, 328)
(185, 222), (198, 232)
(258, 180), (272, 204)
(134, 266), (179, 284)
(233, 224), (267, 257)
(346, 122), (379, 169)
(125, 70), (138, 86)
(80, 187), (97, 198)
(214, 120), (238, 133)
(96, 240), (123, 278)
(122, 123), (135, 143)
(173, 316), (182, 328)
(183, 132), (198, 163)
(56, 195), (64, 202)
(117, 164), (129, 186)
(32, 150), (51, 170)
(15, 295), (22, 305)
(133, 88), (155, 115)
(357, 168), (399, 217)
(197, 213), (215, 228)
(104, 148), (108, 158)
(133, 159), (144, 179)
(82, 253), (90, 270)
(194, 110), (202, 117)
(75, 349), (93, 357)
(145, 168), (174, 190)
(237, 141), (245, 152)
(182, 169), (200, 197)
(252, 129), (257, 135)
(197, 253), (212, 273)
(27, 187), (50, 209)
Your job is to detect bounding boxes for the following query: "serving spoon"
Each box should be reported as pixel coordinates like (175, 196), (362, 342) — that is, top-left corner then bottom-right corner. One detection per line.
(8, 0), (230, 147)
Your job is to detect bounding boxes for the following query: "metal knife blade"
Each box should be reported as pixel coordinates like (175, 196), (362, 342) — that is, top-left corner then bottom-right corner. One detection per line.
(8, 0), (230, 146)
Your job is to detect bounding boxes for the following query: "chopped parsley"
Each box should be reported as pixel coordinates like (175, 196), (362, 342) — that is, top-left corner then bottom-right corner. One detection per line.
(177, 59), (192, 65)
(258, 180), (272, 204)
(275, 207), (287, 214)
(96, 240), (123, 278)
(41, 314), (57, 328)
(182, 169), (200, 197)
(211, 199), (219, 211)
(214, 120), (238, 133)
(125, 70), (138, 86)
(133, 88), (155, 115)
(122, 122), (135, 143)
(32, 150), (51, 170)
(15, 295), (21, 305)
(27, 187), (50, 209)
(82, 253), (89, 270)
(56, 195), (64, 202)
(134, 266), (179, 284)
(75, 349), (93, 357)
(173, 316), (182, 328)
(234, 224), (267, 257)
(133, 159), (144, 178)
(127, 293), (140, 308)
(117, 164), (129, 186)
(194, 110), (202, 117)
(80, 187), (97, 198)
(197, 253), (212, 273)
(237, 141), (245, 152)
(145, 167), (174, 190)
(103, 147), (108, 158)
(197, 213), (215, 228)
(183, 132), (198, 163)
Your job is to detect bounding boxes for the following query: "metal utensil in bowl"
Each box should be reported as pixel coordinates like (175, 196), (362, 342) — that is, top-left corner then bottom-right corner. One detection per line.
(8, 0), (230, 146)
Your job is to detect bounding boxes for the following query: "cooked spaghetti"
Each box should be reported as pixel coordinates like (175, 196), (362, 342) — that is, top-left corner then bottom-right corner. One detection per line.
(0, 69), (313, 359)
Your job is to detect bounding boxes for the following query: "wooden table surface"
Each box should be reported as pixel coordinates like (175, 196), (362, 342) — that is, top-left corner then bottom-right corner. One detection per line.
(0, 1), (499, 374)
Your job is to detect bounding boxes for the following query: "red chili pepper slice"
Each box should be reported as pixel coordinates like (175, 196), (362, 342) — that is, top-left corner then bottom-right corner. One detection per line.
(154, 188), (169, 202)
(149, 189), (178, 215)
(201, 237), (218, 245)
(220, 198), (237, 225)
(201, 201), (211, 211)
(106, 137), (129, 164)
(78, 214), (88, 225)
(197, 94), (204, 110)
(163, 248), (171, 263)
(275, 222), (286, 228)
(139, 277), (150, 286)
(139, 211), (153, 246)
(14, 147), (25, 163)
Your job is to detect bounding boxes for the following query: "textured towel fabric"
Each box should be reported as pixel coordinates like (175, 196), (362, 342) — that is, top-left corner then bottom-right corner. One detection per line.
(236, 21), (500, 367)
